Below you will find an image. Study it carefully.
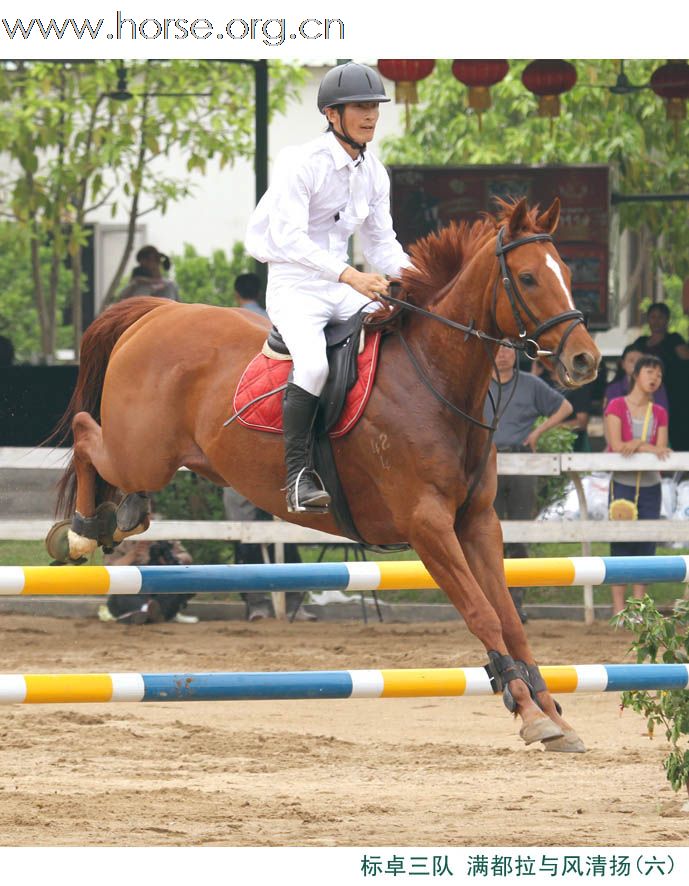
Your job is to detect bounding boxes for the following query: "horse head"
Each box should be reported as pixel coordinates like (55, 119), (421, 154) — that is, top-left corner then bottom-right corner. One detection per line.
(491, 197), (600, 387)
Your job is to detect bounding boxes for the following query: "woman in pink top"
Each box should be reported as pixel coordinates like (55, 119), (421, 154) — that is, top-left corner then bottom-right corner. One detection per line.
(604, 355), (670, 615)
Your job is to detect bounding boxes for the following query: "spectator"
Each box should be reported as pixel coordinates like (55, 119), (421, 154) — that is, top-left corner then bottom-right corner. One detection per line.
(630, 301), (689, 366)
(98, 533), (198, 624)
(484, 345), (573, 622)
(235, 273), (267, 316)
(561, 383), (593, 452)
(604, 355), (671, 615)
(604, 345), (670, 412)
(222, 487), (317, 622)
(629, 302), (689, 450)
(119, 245), (180, 301)
(531, 358), (595, 451)
(0, 334), (14, 366)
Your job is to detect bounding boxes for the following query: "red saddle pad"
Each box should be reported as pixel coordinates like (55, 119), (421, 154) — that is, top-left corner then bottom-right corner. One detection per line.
(233, 331), (382, 438)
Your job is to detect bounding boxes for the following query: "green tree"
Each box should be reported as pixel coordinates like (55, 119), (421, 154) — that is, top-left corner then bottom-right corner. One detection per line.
(0, 60), (304, 359)
(0, 222), (72, 359)
(172, 242), (253, 307)
(381, 60), (689, 303)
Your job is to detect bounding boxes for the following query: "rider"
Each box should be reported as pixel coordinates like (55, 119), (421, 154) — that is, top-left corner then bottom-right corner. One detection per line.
(245, 62), (412, 514)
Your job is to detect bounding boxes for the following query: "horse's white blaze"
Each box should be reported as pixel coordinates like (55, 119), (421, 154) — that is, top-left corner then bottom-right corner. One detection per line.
(545, 253), (575, 310)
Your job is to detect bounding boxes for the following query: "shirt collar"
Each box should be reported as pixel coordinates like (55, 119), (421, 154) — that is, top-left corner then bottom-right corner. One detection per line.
(324, 131), (360, 171)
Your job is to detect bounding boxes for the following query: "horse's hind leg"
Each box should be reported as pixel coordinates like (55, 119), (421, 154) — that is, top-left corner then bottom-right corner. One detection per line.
(71, 413), (154, 547)
(409, 500), (562, 746)
(458, 506), (585, 753)
(47, 412), (104, 561)
(47, 411), (148, 562)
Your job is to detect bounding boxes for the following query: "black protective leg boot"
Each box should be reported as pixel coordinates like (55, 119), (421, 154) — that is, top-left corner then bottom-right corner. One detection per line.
(282, 382), (331, 513)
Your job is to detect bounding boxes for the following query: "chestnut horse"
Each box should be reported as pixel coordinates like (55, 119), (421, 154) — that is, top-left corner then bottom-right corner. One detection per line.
(51, 198), (599, 749)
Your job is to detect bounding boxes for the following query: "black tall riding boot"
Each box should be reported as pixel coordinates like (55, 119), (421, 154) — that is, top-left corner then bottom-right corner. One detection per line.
(282, 382), (331, 513)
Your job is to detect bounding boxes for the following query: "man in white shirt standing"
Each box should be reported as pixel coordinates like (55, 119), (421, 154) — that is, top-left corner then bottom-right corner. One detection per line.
(245, 62), (412, 515)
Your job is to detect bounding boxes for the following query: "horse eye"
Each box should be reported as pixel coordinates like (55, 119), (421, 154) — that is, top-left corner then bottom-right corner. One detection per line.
(519, 273), (536, 286)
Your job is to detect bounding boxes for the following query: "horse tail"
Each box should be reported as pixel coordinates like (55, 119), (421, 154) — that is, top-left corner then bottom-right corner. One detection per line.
(53, 297), (166, 516)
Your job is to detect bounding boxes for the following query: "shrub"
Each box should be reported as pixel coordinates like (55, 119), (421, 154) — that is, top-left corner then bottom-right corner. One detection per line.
(616, 596), (689, 797)
(171, 242), (254, 307)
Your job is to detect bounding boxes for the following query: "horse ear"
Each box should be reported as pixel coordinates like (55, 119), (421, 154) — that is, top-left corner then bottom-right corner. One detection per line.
(536, 198), (561, 234)
(507, 198), (529, 237)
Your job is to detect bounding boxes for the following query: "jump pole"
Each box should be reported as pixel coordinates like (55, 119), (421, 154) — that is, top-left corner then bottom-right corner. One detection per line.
(1, 664), (687, 705)
(1, 556), (688, 596)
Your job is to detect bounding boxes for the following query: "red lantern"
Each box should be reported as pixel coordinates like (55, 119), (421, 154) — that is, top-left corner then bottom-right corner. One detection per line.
(521, 60), (577, 118)
(650, 60), (689, 122)
(377, 59), (435, 105)
(377, 60), (435, 131)
(452, 60), (509, 113)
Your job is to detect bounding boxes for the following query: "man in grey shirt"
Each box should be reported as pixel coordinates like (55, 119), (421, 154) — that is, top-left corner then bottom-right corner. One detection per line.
(484, 345), (573, 622)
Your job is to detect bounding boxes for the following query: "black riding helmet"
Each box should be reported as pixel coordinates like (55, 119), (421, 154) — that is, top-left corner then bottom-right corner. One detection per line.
(317, 62), (389, 154)
(317, 62), (390, 113)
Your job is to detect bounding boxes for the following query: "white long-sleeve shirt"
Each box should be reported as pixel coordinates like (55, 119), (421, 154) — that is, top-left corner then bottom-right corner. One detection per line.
(245, 132), (411, 287)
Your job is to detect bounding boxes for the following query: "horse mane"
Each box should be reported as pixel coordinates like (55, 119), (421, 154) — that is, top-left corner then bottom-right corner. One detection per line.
(397, 198), (547, 308)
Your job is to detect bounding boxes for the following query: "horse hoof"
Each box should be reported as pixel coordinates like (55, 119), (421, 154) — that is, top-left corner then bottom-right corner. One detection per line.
(519, 716), (564, 746)
(544, 729), (587, 753)
(45, 520), (73, 563)
(45, 521), (91, 565)
(116, 492), (150, 532)
(112, 516), (151, 544)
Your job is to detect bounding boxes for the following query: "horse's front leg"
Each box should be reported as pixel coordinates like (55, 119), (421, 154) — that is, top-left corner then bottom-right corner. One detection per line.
(458, 503), (585, 753)
(408, 499), (562, 746)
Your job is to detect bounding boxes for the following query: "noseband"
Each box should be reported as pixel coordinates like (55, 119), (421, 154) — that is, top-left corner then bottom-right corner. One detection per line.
(493, 226), (585, 363)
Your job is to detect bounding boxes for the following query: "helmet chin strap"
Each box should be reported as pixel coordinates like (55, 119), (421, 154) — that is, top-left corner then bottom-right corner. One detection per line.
(327, 116), (366, 159)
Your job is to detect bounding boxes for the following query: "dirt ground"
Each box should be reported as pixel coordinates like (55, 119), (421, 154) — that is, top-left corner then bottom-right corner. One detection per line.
(0, 614), (687, 847)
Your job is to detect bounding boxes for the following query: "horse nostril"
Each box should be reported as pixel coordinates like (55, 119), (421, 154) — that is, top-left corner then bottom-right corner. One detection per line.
(571, 352), (596, 378)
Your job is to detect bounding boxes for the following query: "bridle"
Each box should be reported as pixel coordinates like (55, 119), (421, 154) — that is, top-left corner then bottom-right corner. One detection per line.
(376, 225), (586, 521)
(379, 226), (585, 370)
(492, 226), (584, 363)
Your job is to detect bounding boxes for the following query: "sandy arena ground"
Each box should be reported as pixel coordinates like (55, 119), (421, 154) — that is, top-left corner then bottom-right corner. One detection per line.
(0, 614), (687, 847)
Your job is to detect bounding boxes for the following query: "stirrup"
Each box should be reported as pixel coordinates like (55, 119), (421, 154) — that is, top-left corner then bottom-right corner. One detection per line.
(285, 467), (331, 514)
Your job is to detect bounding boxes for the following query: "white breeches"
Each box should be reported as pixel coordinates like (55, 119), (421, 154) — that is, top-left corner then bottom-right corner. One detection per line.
(266, 279), (378, 396)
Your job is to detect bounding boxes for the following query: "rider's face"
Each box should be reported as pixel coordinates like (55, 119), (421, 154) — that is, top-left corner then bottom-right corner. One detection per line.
(327, 102), (380, 144)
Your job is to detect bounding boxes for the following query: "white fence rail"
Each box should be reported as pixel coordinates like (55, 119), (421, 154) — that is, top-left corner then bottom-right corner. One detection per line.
(2, 448), (689, 624)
